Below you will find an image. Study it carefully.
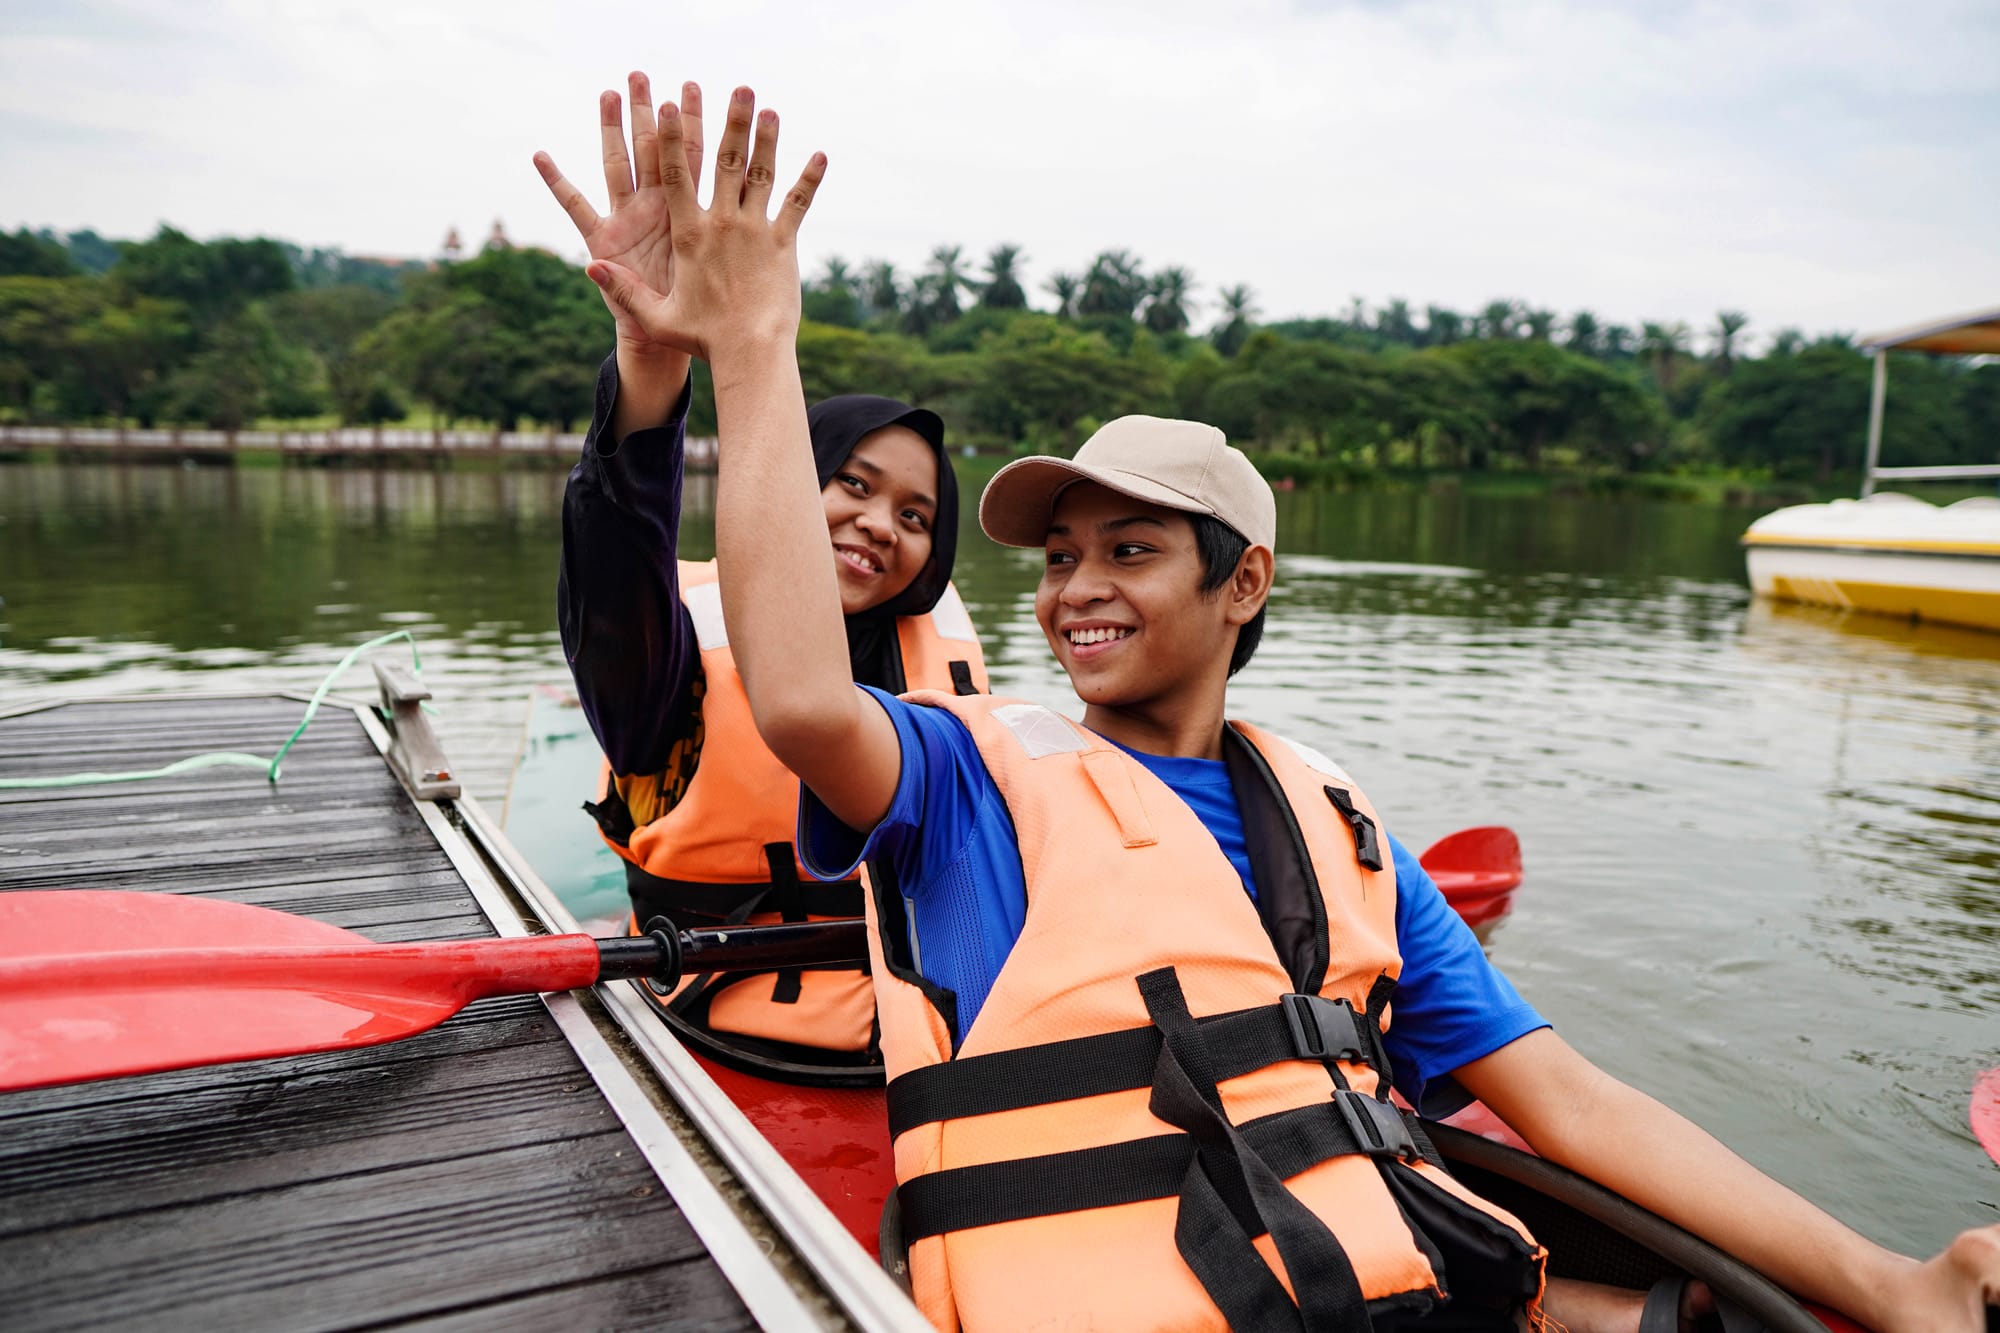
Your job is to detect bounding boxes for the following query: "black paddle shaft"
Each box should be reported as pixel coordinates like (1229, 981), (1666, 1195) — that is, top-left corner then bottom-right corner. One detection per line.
(593, 919), (870, 991)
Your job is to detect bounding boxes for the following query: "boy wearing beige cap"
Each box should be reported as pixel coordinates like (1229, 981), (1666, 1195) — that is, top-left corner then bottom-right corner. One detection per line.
(583, 80), (2000, 1333)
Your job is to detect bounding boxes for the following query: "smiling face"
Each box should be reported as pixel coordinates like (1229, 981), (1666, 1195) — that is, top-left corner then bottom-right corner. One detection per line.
(820, 425), (940, 616)
(1036, 482), (1251, 726)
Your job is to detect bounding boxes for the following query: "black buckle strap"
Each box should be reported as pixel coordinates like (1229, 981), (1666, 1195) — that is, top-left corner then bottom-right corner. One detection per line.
(1322, 785), (1384, 871)
(1282, 993), (1368, 1063)
(948, 659), (978, 695)
(888, 992), (1390, 1139)
(1335, 1088), (1418, 1161)
(895, 1093), (1443, 1243)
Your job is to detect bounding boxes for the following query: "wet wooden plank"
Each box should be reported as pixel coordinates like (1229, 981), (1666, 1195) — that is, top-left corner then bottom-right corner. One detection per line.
(3, 1137), (740, 1333)
(0, 697), (755, 1332)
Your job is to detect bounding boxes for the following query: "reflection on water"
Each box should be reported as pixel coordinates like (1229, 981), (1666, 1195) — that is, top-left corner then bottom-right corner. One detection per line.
(3, 461), (1997, 1253)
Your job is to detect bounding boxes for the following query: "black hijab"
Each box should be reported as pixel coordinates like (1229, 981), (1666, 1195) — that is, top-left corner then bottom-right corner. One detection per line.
(806, 394), (957, 692)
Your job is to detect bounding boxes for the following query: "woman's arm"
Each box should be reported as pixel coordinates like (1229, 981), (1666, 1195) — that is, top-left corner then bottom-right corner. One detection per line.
(584, 86), (903, 833)
(556, 354), (698, 775)
(1457, 1029), (2000, 1332)
(534, 71), (704, 439)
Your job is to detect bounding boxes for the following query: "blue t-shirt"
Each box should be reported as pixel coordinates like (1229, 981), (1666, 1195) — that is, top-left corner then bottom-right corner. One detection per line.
(801, 688), (1548, 1116)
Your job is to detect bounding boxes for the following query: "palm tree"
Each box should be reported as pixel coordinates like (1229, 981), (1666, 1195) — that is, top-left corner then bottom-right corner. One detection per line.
(901, 272), (943, 336)
(924, 246), (971, 323)
(1478, 300), (1519, 341)
(1079, 250), (1145, 319)
(1639, 321), (1691, 393)
(1769, 328), (1805, 356)
(1712, 310), (1749, 373)
(1377, 298), (1417, 346)
(1566, 311), (1601, 358)
(1143, 266), (1196, 334)
(1601, 324), (1634, 359)
(862, 260), (901, 318)
(1425, 305), (1465, 346)
(1044, 272), (1080, 319)
(1213, 284), (1258, 356)
(1523, 309), (1557, 341)
(804, 256), (861, 327)
(981, 244), (1027, 309)
(1345, 295), (1369, 332)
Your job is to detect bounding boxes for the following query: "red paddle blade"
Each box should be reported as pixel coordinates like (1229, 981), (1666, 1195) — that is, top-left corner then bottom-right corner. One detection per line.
(0, 891), (601, 1092)
(1974, 1066), (2000, 1165)
(1420, 826), (1523, 929)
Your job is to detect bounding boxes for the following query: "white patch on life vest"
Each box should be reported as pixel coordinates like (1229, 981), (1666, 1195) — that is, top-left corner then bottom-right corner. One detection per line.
(927, 584), (979, 643)
(1277, 735), (1356, 786)
(685, 581), (729, 652)
(993, 703), (1088, 758)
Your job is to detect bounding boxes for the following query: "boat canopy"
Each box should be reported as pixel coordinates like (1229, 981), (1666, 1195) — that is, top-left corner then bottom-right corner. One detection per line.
(1856, 303), (2000, 496)
(1860, 305), (2000, 357)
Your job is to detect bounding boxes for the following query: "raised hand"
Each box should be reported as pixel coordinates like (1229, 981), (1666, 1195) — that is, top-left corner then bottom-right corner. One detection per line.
(534, 72), (705, 358)
(584, 86), (826, 370)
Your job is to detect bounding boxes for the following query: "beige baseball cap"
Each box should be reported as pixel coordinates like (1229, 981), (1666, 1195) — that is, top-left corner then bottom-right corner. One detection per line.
(979, 416), (1276, 551)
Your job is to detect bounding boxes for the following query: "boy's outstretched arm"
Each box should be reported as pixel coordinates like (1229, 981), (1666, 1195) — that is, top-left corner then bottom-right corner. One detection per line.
(1458, 1029), (2000, 1332)
(585, 85), (903, 835)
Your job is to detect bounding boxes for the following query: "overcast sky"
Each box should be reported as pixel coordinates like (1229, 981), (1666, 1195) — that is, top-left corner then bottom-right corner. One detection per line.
(5, 0), (1996, 347)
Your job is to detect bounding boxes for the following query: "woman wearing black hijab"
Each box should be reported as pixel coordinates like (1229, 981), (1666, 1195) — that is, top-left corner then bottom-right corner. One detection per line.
(545, 75), (985, 1079)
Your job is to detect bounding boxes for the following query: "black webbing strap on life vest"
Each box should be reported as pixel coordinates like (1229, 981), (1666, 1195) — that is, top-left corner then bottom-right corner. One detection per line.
(895, 1087), (1441, 1241)
(887, 987), (1394, 1139)
(764, 841), (807, 1004)
(1322, 785), (1384, 872)
(896, 969), (1437, 1331)
(622, 860), (865, 928)
(1140, 967), (1372, 1332)
(948, 660), (978, 695)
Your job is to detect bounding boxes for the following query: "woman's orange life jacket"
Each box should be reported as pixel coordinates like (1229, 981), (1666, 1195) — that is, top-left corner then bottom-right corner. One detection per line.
(594, 559), (988, 1056)
(868, 693), (1546, 1333)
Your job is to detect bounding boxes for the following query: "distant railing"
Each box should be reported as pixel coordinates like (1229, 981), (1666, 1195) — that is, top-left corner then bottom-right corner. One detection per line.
(0, 423), (719, 466)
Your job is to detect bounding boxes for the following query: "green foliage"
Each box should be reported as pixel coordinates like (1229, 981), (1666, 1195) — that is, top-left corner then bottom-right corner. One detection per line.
(1440, 339), (1661, 470)
(1702, 344), (1865, 480)
(49, 229), (120, 274)
(0, 277), (104, 416)
(0, 229), (77, 278)
(365, 248), (607, 430)
(6, 224), (1994, 484)
(112, 226), (294, 328)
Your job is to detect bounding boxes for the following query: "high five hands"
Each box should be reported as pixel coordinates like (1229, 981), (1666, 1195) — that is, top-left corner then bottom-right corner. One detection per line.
(540, 77), (824, 371)
(533, 73), (708, 366)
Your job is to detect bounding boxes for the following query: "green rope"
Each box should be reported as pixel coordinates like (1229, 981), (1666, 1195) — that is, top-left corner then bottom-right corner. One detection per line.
(0, 631), (425, 790)
(265, 630), (421, 781)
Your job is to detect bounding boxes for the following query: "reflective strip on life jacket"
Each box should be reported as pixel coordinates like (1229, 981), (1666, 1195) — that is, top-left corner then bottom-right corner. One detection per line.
(598, 560), (987, 1056)
(866, 693), (1544, 1333)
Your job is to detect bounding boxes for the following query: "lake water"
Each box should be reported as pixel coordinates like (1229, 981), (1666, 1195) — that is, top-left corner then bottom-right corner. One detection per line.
(2, 459), (1995, 1258)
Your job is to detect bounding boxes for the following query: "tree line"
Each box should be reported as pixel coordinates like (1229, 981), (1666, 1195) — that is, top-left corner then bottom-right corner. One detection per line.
(2, 226), (1993, 484)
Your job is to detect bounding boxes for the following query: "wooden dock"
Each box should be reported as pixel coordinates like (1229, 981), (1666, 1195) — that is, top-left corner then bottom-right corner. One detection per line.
(0, 692), (913, 1331)
(0, 424), (720, 468)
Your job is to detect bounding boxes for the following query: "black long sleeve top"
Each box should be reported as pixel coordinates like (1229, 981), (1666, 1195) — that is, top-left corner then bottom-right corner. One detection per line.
(556, 353), (699, 777)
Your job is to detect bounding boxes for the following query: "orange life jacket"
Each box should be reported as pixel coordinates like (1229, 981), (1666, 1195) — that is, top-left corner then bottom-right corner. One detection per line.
(596, 559), (988, 1059)
(869, 693), (1545, 1333)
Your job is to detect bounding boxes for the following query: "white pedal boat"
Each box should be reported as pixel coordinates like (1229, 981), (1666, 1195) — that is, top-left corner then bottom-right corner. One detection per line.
(1745, 305), (2000, 633)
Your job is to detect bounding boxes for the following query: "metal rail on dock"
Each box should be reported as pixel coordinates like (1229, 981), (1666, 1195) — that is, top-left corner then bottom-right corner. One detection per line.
(357, 693), (930, 1333)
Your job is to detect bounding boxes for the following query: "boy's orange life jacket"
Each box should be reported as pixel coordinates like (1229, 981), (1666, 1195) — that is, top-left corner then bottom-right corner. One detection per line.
(868, 693), (1545, 1332)
(596, 559), (987, 1055)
